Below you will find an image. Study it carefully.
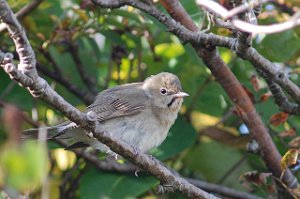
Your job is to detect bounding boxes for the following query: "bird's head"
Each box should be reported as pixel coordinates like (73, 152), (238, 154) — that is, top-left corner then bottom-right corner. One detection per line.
(143, 72), (188, 112)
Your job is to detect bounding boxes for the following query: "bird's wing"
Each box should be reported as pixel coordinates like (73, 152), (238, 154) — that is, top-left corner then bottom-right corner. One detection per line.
(85, 83), (147, 122)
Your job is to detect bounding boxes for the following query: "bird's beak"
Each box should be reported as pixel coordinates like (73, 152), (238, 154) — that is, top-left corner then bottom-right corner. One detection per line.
(172, 91), (189, 98)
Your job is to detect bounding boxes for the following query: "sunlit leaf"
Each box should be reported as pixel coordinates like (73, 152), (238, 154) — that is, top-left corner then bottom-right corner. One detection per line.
(73, 8), (89, 22)
(281, 149), (299, 170)
(155, 43), (185, 59)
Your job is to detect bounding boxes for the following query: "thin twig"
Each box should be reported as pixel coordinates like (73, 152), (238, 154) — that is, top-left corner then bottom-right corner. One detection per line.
(232, 17), (300, 34)
(0, 81), (15, 98)
(37, 63), (95, 105)
(196, 0), (270, 20)
(196, 0), (300, 34)
(59, 159), (82, 198)
(188, 178), (265, 199)
(38, 47), (62, 74)
(0, 102), (268, 199)
(68, 43), (98, 95)
(155, 0), (298, 190)
(218, 155), (248, 184)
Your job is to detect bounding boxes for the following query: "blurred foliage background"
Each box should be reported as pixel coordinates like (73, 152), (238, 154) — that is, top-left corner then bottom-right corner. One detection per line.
(1, 0), (300, 198)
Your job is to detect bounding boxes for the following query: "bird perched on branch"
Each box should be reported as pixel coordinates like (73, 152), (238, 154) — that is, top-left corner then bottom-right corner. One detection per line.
(23, 72), (188, 154)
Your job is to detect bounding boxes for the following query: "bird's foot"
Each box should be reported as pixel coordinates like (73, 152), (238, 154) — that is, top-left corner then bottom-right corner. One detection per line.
(105, 150), (119, 160)
(134, 168), (140, 177)
(148, 154), (156, 161)
(114, 153), (119, 160)
(131, 145), (140, 156)
(86, 131), (94, 139)
(156, 183), (176, 194)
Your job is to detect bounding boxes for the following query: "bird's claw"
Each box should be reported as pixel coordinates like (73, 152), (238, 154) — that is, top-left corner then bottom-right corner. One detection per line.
(134, 169), (140, 177)
(131, 145), (140, 156)
(86, 131), (94, 138)
(148, 154), (156, 161)
(156, 183), (175, 194)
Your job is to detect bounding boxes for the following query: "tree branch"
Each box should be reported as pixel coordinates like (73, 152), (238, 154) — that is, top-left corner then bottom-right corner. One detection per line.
(158, 0), (299, 192)
(196, 0), (300, 34)
(91, 0), (298, 191)
(68, 43), (98, 95)
(92, 0), (300, 110)
(196, 0), (270, 20)
(0, 0), (44, 32)
(36, 63), (95, 105)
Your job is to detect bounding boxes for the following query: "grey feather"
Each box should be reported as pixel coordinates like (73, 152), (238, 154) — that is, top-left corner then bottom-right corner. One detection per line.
(22, 72), (187, 153)
(86, 82), (147, 122)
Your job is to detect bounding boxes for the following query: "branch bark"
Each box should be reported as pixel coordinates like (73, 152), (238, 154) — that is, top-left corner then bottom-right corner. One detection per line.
(0, 0), (44, 32)
(92, 0), (298, 191)
(159, 0), (298, 191)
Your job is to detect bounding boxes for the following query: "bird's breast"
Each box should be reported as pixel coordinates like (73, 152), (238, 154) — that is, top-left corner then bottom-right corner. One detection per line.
(101, 109), (174, 152)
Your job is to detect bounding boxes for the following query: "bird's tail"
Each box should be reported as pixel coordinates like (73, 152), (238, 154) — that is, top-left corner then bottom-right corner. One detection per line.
(22, 122), (94, 150)
(22, 121), (75, 141)
(22, 126), (56, 140)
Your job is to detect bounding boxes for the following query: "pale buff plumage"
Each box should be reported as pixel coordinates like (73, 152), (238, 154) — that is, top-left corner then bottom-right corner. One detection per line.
(24, 72), (188, 154)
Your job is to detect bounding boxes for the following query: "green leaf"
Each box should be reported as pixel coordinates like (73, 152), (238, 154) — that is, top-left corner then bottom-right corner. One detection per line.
(151, 116), (197, 160)
(183, 141), (252, 188)
(77, 37), (100, 81)
(155, 43), (185, 59)
(0, 70), (33, 110)
(256, 30), (300, 62)
(79, 168), (158, 199)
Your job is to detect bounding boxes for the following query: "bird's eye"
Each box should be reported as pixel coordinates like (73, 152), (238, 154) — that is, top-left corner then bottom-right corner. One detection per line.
(160, 88), (167, 95)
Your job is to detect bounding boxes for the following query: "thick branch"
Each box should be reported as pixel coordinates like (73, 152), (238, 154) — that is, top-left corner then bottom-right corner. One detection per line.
(256, 69), (300, 114)
(197, 0), (300, 34)
(157, 0), (297, 190)
(196, 47), (296, 188)
(92, 0), (300, 108)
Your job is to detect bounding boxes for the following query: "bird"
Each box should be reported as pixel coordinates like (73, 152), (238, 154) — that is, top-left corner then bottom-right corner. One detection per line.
(23, 72), (188, 154)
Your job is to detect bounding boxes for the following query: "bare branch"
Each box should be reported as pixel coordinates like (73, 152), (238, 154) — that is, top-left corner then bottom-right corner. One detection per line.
(86, 1), (300, 112)
(196, 0), (270, 20)
(232, 17), (300, 34)
(187, 178), (265, 199)
(68, 43), (98, 95)
(92, 0), (299, 190)
(36, 63), (95, 105)
(256, 69), (300, 114)
(196, 0), (300, 34)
